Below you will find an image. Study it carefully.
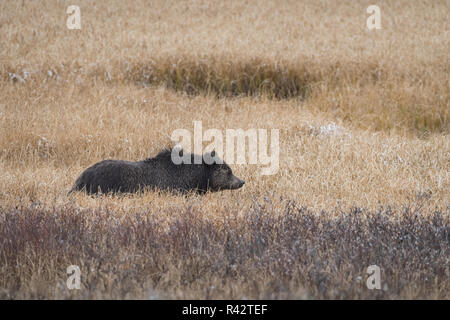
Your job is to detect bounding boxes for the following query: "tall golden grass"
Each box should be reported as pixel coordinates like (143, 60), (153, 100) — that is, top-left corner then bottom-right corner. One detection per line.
(0, 0), (448, 299)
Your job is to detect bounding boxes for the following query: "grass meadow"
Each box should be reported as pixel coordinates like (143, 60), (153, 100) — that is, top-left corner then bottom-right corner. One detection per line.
(0, 0), (449, 299)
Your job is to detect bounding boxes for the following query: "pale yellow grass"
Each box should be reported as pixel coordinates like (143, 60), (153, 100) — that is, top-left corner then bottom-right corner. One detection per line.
(0, 0), (449, 300)
(0, 83), (448, 212)
(2, 0), (448, 135)
(2, 0), (448, 67)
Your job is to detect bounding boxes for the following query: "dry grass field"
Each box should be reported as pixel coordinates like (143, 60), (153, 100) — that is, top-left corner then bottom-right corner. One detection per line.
(0, 0), (449, 299)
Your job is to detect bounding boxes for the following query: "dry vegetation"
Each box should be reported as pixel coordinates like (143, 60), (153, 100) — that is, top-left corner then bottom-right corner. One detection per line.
(0, 0), (449, 299)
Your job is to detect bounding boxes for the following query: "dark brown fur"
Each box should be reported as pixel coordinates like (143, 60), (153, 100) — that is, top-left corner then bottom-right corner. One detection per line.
(68, 148), (245, 195)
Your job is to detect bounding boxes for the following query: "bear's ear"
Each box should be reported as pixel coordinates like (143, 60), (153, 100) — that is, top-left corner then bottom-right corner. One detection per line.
(173, 145), (183, 156)
(203, 150), (216, 166)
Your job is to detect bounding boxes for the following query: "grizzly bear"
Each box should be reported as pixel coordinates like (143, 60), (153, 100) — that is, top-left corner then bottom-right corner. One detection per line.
(68, 148), (245, 194)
